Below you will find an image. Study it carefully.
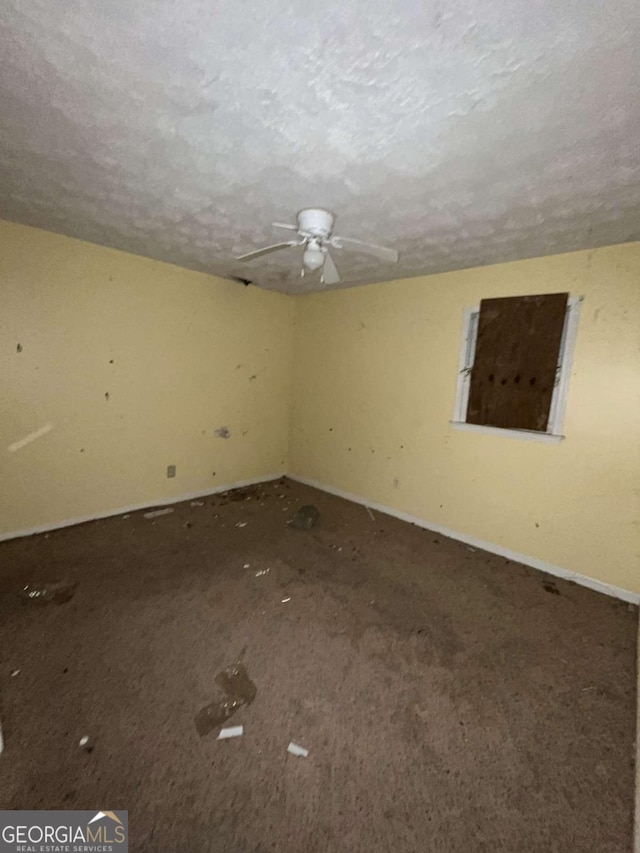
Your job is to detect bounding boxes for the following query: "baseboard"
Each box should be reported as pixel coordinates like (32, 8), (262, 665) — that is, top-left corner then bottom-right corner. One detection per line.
(0, 472), (285, 543)
(287, 473), (640, 605)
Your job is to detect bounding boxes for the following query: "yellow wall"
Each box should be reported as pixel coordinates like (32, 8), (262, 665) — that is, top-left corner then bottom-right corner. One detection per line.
(0, 221), (293, 536)
(290, 244), (640, 595)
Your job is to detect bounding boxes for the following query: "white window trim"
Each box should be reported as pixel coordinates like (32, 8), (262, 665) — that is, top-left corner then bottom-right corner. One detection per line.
(451, 295), (583, 443)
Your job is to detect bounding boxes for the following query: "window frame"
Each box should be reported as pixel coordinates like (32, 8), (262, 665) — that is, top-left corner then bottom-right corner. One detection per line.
(451, 295), (583, 444)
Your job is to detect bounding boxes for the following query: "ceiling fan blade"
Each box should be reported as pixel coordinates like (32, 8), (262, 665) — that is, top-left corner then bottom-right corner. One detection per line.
(272, 222), (299, 232)
(236, 241), (299, 262)
(321, 251), (341, 285)
(331, 235), (399, 263)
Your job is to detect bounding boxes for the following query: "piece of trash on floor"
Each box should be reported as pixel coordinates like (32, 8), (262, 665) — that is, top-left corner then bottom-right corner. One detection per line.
(195, 660), (257, 737)
(236, 522), (248, 528)
(288, 505), (320, 530)
(190, 500), (205, 507)
(287, 742), (309, 758)
(20, 580), (77, 605)
(365, 506), (375, 521)
(78, 735), (93, 752)
(143, 508), (173, 519)
(217, 725), (243, 740)
(467, 547), (477, 553)
(243, 563), (251, 569)
(281, 597), (291, 603)
(10, 669), (20, 678)
(255, 569), (270, 577)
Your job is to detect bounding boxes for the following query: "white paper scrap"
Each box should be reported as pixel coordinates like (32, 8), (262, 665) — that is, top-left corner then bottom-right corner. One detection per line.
(217, 725), (243, 740)
(144, 508), (174, 519)
(287, 742), (308, 758)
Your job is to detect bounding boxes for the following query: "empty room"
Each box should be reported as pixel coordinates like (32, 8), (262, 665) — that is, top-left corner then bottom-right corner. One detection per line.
(1, 1), (639, 851)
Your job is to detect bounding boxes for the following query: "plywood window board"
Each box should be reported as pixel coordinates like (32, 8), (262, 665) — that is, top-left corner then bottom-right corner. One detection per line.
(466, 293), (569, 432)
(451, 292), (582, 443)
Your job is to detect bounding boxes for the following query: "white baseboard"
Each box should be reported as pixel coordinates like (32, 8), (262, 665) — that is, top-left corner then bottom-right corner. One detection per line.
(0, 472), (284, 543)
(288, 473), (640, 605)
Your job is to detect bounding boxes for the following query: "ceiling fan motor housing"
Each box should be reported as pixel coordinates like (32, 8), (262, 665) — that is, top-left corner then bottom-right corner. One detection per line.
(297, 208), (335, 239)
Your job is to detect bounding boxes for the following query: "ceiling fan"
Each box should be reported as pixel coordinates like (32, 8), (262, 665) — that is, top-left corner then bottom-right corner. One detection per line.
(235, 208), (399, 285)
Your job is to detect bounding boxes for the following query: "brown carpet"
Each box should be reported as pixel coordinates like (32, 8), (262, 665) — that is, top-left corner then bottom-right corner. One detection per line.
(0, 478), (636, 852)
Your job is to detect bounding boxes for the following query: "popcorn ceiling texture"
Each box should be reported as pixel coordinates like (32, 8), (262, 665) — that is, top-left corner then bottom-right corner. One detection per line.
(0, 0), (639, 293)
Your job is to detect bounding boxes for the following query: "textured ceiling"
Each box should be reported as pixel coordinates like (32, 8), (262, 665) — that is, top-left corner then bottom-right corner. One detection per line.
(1, 0), (639, 293)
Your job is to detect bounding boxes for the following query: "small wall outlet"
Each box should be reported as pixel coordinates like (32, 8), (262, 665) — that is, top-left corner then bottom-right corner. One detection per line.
(167, 465), (176, 478)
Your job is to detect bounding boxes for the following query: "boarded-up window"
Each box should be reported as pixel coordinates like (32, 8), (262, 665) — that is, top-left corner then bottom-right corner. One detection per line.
(466, 293), (569, 432)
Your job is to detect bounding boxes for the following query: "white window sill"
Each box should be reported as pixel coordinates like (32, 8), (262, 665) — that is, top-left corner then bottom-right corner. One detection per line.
(450, 421), (565, 444)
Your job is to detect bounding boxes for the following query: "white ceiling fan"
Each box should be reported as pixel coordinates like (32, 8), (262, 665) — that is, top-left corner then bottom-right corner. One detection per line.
(235, 208), (399, 285)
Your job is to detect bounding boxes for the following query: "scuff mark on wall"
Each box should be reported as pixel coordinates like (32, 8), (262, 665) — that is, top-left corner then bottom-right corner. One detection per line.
(215, 426), (231, 439)
(8, 423), (53, 452)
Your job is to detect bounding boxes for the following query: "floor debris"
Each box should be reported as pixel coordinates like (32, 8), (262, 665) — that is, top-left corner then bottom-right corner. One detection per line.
(10, 669), (20, 678)
(243, 563), (251, 569)
(78, 735), (93, 752)
(365, 506), (375, 521)
(281, 597), (291, 603)
(190, 500), (205, 507)
(20, 581), (77, 605)
(255, 569), (270, 577)
(287, 742), (309, 758)
(143, 508), (173, 519)
(236, 522), (248, 528)
(217, 725), (243, 740)
(195, 660), (257, 737)
(288, 505), (320, 530)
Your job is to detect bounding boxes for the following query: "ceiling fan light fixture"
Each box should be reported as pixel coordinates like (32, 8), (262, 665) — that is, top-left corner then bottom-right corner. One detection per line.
(302, 241), (325, 271)
(236, 206), (398, 287)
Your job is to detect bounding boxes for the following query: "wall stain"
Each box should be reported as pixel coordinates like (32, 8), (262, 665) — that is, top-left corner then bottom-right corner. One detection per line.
(215, 427), (231, 439)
